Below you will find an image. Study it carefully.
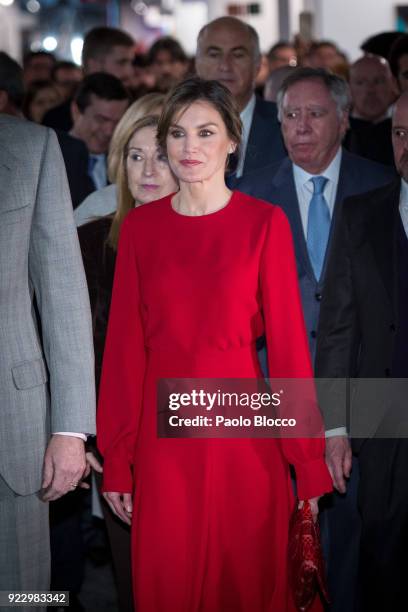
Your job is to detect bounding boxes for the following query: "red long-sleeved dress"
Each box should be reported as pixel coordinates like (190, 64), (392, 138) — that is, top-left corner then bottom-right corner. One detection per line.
(97, 191), (332, 611)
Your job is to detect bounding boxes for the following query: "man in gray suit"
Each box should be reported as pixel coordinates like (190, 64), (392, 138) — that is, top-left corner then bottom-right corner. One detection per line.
(237, 68), (395, 612)
(0, 114), (95, 604)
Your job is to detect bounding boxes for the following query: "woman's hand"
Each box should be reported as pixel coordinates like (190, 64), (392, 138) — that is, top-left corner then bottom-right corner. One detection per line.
(298, 496), (320, 523)
(103, 491), (133, 525)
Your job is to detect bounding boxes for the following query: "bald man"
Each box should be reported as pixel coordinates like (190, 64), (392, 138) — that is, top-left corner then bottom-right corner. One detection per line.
(344, 55), (397, 165)
(195, 17), (286, 179)
(316, 91), (408, 612)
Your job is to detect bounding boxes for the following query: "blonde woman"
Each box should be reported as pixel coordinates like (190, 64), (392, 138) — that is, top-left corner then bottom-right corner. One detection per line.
(74, 92), (165, 227)
(77, 96), (178, 612)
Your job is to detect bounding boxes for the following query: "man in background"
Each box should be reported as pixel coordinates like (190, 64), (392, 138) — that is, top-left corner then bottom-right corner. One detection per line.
(52, 60), (83, 101)
(344, 55), (396, 166)
(23, 50), (56, 86)
(195, 16), (286, 179)
(71, 73), (129, 222)
(389, 33), (408, 93)
(147, 36), (189, 92)
(43, 26), (134, 132)
(267, 41), (297, 72)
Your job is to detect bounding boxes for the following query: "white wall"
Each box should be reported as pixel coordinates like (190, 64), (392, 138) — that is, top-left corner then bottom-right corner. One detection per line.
(0, 4), (34, 62)
(206, 0), (279, 52)
(318, 0), (395, 61)
(173, 0), (209, 55)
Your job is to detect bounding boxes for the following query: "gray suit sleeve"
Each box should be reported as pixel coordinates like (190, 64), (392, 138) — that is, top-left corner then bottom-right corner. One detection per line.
(28, 128), (96, 434)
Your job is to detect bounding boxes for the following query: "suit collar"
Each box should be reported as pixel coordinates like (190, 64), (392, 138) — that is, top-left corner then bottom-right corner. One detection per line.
(0, 116), (23, 170)
(270, 149), (367, 286)
(0, 117), (28, 211)
(368, 179), (400, 312)
(268, 158), (317, 281)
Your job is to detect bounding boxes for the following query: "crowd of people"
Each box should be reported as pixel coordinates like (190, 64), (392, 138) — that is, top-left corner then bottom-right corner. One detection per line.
(1, 15), (408, 612)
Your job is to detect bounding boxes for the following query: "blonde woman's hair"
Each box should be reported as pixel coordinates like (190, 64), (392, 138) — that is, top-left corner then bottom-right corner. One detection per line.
(107, 93), (165, 250)
(107, 92), (165, 182)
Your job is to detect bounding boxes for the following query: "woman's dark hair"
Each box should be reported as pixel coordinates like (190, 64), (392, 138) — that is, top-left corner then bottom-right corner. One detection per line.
(157, 77), (242, 171)
(22, 80), (60, 120)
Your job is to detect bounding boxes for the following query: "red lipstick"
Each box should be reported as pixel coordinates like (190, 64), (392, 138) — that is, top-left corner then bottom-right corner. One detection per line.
(180, 159), (202, 166)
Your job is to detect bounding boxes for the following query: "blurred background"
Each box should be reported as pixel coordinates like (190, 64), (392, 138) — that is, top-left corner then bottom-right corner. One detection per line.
(2, 0), (408, 64)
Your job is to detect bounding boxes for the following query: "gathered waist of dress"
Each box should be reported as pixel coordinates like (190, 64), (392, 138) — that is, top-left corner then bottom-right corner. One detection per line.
(144, 341), (263, 379)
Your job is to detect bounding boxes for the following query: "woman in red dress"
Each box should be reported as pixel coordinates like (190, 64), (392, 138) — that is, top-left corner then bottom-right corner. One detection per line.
(97, 77), (332, 611)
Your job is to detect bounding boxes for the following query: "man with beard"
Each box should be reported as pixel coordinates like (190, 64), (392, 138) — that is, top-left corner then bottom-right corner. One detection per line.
(316, 91), (408, 611)
(344, 55), (396, 166)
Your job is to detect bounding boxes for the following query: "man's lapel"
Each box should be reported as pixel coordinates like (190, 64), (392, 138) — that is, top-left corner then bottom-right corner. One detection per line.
(368, 179), (400, 315)
(0, 145), (23, 212)
(318, 149), (357, 287)
(272, 158), (315, 282)
(243, 98), (285, 175)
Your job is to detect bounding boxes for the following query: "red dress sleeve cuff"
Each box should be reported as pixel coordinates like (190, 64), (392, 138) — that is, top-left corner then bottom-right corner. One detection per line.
(293, 458), (333, 500)
(100, 448), (133, 494)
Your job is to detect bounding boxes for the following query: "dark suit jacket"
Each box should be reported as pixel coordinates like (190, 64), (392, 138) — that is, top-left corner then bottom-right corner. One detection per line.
(236, 97), (286, 179)
(78, 216), (116, 392)
(226, 96), (287, 184)
(43, 99), (73, 132)
(315, 179), (404, 442)
(56, 131), (94, 208)
(237, 149), (395, 359)
(343, 116), (394, 167)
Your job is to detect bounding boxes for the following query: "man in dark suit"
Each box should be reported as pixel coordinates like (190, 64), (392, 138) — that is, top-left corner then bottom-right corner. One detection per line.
(69, 73), (129, 223)
(195, 16), (286, 179)
(238, 67), (395, 612)
(55, 131), (94, 209)
(344, 55), (396, 167)
(316, 92), (408, 612)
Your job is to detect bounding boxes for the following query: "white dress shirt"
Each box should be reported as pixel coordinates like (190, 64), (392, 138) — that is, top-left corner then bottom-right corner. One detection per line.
(74, 184), (117, 228)
(235, 94), (256, 179)
(399, 179), (408, 238)
(292, 147), (342, 240)
(89, 154), (107, 190)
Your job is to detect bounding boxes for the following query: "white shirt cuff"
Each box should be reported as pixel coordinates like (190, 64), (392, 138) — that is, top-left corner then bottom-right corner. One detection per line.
(54, 432), (87, 441)
(325, 427), (348, 438)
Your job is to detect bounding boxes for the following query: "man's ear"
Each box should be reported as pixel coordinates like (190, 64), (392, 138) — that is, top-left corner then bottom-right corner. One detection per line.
(392, 75), (401, 99)
(340, 109), (350, 136)
(0, 90), (9, 113)
(71, 100), (80, 124)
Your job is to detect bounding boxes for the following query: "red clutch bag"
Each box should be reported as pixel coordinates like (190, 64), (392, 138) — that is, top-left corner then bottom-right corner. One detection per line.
(288, 501), (330, 611)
